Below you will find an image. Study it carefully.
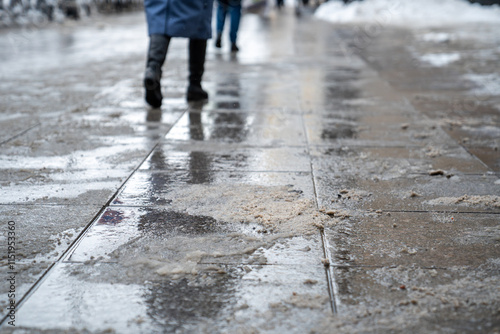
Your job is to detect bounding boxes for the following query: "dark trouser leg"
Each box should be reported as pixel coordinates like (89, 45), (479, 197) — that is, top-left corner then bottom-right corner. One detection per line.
(144, 34), (170, 108)
(215, 3), (227, 48)
(229, 3), (241, 52)
(187, 38), (209, 101)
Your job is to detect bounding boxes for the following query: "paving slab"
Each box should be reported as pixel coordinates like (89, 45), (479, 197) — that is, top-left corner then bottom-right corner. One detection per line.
(310, 146), (489, 177)
(305, 114), (457, 147)
(0, 168), (131, 205)
(317, 265), (500, 333)
(112, 170), (315, 207)
(443, 120), (500, 147)
(315, 172), (500, 213)
(12, 203), (330, 333)
(165, 110), (307, 146)
(0, 205), (101, 317)
(140, 143), (310, 172)
(9, 260), (330, 334)
(0, 127), (155, 172)
(66, 206), (325, 265)
(468, 147), (500, 173)
(326, 211), (500, 268)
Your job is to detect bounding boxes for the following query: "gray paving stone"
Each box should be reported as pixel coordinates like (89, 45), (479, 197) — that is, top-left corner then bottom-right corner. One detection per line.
(140, 143), (311, 172)
(0, 205), (101, 318)
(112, 170), (315, 207)
(315, 172), (500, 213)
(326, 211), (500, 268)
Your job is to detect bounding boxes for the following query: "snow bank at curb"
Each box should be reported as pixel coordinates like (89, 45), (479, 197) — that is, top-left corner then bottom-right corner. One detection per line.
(315, 0), (500, 27)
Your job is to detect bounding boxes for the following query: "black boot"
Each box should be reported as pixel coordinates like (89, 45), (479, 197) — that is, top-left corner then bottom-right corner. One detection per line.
(187, 39), (209, 102)
(215, 33), (222, 48)
(144, 34), (170, 108)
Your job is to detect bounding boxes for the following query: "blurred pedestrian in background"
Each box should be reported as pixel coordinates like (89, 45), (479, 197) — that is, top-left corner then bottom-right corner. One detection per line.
(215, 0), (242, 52)
(143, 0), (214, 108)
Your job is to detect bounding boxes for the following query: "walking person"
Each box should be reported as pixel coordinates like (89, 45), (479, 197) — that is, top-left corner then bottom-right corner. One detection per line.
(143, 0), (214, 108)
(215, 0), (242, 53)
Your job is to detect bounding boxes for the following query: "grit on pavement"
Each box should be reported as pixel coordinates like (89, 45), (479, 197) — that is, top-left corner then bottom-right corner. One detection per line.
(0, 6), (499, 334)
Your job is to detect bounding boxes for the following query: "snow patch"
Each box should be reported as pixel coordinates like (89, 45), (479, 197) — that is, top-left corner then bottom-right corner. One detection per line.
(419, 53), (460, 67)
(315, 0), (500, 28)
(419, 32), (454, 43)
(464, 73), (500, 96)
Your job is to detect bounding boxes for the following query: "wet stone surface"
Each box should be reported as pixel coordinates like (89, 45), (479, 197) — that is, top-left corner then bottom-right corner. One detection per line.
(165, 110), (307, 146)
(140, 143), (311, 172)
(0, 168), (131, 205)
(310, 146), (490, 176)
(1, 5), (500, 334)
(112, 170), (315, 207)
(0, 205), (101, 315)
(68, 206), (253, 263)
(323, 265), (500, 333)
(315, 172), (500, 213)
(11, 260), (330, 333)
(327, 211), (500, 268)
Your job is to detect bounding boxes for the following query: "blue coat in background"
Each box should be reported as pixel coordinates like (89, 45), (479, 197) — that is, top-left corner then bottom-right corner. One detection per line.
(145, 0), (214, 39)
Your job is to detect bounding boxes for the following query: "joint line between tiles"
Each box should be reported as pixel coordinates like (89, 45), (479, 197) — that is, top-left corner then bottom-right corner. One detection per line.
(299, 106), (339, 314)
(0, 123), (41, 146)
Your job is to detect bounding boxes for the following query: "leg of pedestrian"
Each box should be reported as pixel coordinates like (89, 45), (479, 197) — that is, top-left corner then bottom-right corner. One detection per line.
(144, 34), (170, 109)
(229, 0), (242, 52)
(186, 38), (209, 101)
(215, 1), (227, 49)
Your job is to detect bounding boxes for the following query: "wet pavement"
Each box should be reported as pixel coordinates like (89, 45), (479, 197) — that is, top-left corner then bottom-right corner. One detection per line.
(1, 6), (499, 334)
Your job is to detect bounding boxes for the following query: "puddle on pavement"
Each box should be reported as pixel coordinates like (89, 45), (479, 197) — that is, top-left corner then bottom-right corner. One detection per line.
(166, 110), (306, 146)
(4, 7), (500, 333)
(74, 184), (332, 266)
(324, 84), (361, 101)
(166, 111), (252, 143)
(320, 122), (358, 140)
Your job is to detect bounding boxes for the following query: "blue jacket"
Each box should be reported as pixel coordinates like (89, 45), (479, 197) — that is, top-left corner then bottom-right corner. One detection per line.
(145, 0), (214, 39)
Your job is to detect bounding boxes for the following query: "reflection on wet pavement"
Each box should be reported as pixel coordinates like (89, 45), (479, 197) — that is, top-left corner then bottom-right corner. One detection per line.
(112, 170), (315, 207)
(141, 144), (310, 172)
